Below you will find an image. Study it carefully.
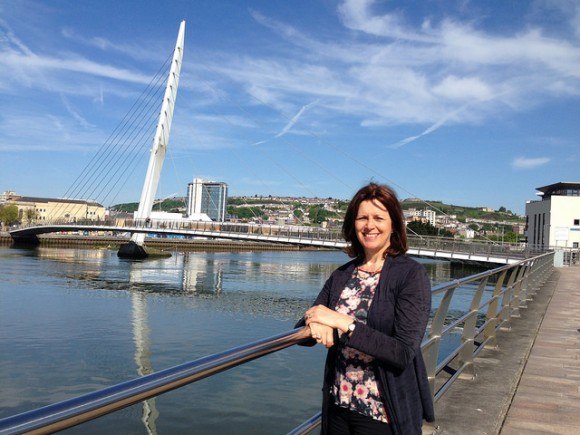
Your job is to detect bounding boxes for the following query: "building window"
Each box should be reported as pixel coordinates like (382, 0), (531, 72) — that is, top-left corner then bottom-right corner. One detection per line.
(574, 219), (580, 226)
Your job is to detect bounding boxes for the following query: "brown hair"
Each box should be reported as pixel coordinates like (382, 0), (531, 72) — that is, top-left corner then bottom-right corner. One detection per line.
(342, 182), (408, 259)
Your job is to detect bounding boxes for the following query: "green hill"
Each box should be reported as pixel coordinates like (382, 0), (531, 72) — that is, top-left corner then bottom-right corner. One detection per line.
(401, 199), (524, 222)
(112, 198), (186, 213)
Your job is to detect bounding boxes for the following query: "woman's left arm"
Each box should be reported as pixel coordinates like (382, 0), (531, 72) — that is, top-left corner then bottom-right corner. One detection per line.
(347, 263), (431, 370)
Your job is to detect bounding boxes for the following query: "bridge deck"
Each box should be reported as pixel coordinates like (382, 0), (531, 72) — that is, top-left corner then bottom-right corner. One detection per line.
(500, 266), (580, 434)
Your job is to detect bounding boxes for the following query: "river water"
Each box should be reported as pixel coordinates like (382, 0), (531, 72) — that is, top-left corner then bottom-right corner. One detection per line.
(0, 246), (490, 434)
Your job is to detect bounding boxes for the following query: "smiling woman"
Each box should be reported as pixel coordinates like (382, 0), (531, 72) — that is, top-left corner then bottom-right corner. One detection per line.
(299, 183), (434, 435)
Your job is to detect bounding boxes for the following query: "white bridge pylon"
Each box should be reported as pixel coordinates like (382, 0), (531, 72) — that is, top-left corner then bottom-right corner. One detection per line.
(131, 20), (185, 247)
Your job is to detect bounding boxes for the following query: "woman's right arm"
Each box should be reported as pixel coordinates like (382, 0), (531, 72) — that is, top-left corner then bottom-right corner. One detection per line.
(295, 274), (335, 347)
(295, 274), (334, 328)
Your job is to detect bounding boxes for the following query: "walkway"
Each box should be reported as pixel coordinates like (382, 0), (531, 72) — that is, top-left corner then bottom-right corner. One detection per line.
(500, 266), (580, 434)
(428, 266), (580, 435)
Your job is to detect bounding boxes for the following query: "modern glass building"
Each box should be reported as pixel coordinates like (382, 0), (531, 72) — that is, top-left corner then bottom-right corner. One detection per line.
(186, 178), (228, 222)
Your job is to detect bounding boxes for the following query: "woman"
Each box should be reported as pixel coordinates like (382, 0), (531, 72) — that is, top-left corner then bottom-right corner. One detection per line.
(298, 183), (434, 434)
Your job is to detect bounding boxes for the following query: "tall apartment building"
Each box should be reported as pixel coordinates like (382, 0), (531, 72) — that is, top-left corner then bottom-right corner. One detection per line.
(186, 178), (228, 222)
(525, 182), (580, 248)
(421, 209), (436, 227)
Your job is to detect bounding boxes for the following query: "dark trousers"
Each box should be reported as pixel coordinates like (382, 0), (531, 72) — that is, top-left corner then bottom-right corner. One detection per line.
(327, 403), (393, 435)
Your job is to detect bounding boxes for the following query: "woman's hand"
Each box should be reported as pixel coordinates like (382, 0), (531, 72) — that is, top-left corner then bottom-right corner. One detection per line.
(308, 322), (335, 348)
(304, 305), (353, 334)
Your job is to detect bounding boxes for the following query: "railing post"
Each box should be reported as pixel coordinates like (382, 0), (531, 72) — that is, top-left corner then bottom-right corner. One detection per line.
(519, 262), (534, 308)
(499, 266), (519, 330)
(423, 286), (456, 398)
(509, 264), (528, 318)
(519, 259), (536, 306)
(458, 277), (488, 379)
(483, 269), (507, 349)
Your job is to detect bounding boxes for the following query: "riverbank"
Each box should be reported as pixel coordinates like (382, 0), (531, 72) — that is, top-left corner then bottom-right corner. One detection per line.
(0, 231), (331, 252)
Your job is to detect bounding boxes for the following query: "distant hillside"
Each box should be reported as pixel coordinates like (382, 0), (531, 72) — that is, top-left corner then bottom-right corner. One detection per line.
(111, 196), (524, 224)
(112, 198), (186, 213)
(401, 199), (524, 222)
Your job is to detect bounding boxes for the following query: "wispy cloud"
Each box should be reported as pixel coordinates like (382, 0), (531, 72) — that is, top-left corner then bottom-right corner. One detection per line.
(60, 94), (94, 128)
(512, 156), (551, 170)
(388, 104), (470, 149)
(0, 21), (155, 99)
(236, 0), (580, 130)
(60, 27), (164, 62)
(275, 100), (319, 138)
(0, 50), (152, 84)
(0, 112), (103, 152)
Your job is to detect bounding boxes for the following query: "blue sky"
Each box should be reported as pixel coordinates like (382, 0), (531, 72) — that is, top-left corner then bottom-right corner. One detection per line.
(1, 0), (578, 214)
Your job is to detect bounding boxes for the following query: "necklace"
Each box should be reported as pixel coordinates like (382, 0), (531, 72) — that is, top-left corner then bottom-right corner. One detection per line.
(357, 267), (382, 275)
(358, 257), (386, 274)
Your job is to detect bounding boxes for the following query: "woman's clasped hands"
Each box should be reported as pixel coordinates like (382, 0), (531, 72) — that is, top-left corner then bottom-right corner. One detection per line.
(304, 305), (353, 349)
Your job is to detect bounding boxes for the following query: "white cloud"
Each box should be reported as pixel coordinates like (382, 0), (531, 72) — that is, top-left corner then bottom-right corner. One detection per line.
(512, 156), (551, 170)
(0, 51), (152, 84)
(337, 0), (436, 43)
(0, 112), (103, 152)
(433, 76), (493, 101)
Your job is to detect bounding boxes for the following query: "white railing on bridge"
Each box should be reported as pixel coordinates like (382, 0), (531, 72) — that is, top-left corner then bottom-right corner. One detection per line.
(10, 219), (561, 264)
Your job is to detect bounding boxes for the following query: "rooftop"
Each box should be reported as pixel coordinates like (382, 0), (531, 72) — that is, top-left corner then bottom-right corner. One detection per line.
(535, 181), (580, 198)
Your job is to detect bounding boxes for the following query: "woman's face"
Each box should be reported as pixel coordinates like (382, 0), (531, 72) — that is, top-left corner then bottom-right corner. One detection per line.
(355, 199), (393, 260)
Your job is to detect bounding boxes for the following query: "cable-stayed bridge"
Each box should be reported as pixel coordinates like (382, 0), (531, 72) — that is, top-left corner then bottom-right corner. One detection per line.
(10, 220), (536, 265)
(7, 21), (535, 265)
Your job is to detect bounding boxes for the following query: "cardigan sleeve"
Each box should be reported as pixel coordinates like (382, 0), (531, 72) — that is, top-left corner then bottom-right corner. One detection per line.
(346, 262), (431, 370)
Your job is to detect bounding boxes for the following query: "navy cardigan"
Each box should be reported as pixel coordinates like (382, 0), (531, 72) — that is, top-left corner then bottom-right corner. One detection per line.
(297, 255), (435, 435)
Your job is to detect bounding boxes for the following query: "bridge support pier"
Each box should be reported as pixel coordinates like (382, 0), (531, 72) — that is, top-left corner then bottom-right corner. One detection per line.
(117, 241), (171, 259)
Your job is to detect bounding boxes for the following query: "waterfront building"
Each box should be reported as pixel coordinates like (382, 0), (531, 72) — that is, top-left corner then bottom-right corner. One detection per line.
(525, 182), (580, 248)
(186, 178), (228, 222)
(422, 209), (437, 226)
(464, 228), (476, 239)
(1, 191), (105, 224)
(403, 208), (421, 219)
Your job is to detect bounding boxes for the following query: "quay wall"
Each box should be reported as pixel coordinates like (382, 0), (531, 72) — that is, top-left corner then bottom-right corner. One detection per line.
(0, 232), (328, 252)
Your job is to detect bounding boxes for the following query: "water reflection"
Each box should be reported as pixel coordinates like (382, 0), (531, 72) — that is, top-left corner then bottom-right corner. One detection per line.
(423, 260), (492, 286)
(182, 254), (223, 294)
(33, 247), (109, 263)
(131, 288), (159, 434)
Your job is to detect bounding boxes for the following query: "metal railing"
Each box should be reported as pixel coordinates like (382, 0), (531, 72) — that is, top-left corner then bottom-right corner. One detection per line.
(0, 252), (555, 434)
(0, 329), (311, 434)
(422, 251), (554, 401)
(407, 235), (546, 261)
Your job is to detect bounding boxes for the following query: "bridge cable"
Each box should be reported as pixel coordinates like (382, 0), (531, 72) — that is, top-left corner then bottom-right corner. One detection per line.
(48, 54), (173, 221)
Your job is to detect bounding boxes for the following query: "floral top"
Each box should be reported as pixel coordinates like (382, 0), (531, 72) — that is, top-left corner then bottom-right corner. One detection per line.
(330, 268), (389, 423)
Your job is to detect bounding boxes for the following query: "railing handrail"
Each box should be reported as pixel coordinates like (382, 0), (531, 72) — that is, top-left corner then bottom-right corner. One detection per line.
(0, 328), (310, 434)
(0, 251), (556, 434)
